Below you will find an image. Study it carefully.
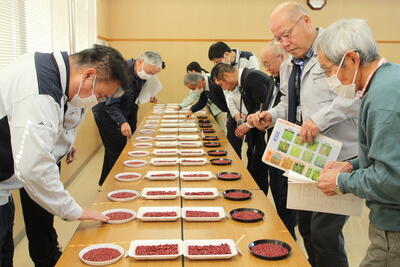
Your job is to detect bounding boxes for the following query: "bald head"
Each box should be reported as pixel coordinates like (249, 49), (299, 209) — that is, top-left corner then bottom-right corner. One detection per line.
(260, 42), (287, 76)
(270, 1), (308, 24)
(269, 1), (316, 58)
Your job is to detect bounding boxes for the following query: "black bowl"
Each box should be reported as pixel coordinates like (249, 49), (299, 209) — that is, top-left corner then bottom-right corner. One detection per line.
(229, 208), (264, 223)
(210, 158), (232, 166)
(223, 189), (252, 201)
(198, 119), (211, 123)
(197, 116), (208, 119)
(207, 150), (227, 157)
(202, 129), (215, 133)
(216, 172), (241, 181)
(199, 123), (213, 128)
(202, 135), (219, 141)
(203, 141), (221, 148)
(248, 239), (291, 260)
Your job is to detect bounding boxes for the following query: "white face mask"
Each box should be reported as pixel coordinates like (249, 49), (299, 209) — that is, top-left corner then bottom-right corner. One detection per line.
(70, 75), (98, 109)
(137, 63), (152, 80)
(326, 53), (359, 99)
(192, 87), (204, 95)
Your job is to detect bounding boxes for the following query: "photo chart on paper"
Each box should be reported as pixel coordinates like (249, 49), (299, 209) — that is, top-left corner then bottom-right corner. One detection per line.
(262, 119), (364, 216)
(262, 119), (342, 180)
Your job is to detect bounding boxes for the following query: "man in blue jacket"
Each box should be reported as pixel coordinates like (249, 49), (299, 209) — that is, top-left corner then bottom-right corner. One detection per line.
(92, 51), (164, 186)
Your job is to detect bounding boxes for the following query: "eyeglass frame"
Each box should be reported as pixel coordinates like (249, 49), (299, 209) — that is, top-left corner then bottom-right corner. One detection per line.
(320, 50), (361, 77)
(263, 55), (280, 68)
(273, 16), (303, 43)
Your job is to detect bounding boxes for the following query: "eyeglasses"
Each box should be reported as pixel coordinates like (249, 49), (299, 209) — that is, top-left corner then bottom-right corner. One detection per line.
(263, 55), (279, 68)
(273, 17), (303, 43)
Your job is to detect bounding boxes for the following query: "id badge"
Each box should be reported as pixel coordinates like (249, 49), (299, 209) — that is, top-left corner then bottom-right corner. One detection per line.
(296, 106), (302, 124)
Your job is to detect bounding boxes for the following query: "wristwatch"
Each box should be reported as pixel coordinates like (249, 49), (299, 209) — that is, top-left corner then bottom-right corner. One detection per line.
(335, 173), (343, 195)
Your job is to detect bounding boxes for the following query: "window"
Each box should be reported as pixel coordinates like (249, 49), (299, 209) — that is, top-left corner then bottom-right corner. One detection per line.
(0, 0), (97, 70)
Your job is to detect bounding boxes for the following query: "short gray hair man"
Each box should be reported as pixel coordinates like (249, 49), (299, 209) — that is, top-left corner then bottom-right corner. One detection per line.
(140, 51), (163, 69)
(316, 18), (380, 65)
(184, 72), (205, 85)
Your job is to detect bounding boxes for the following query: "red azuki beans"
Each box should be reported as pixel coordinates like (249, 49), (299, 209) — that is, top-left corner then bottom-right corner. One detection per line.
(106, 211), (133, 220)
(181, 160), (204, 163)
(180, 151), (198, 153)
(211, 159), (231, 164)
(208, 151), (226, 156)
(184, 192), (213, 196)
(188, 243), (231, 255)
(251, 243), (289, 257)
(218, 173), (240, 179)
(135, 244), (179, 255)
(82, 247), (121, 262)
(155, 160), (177, 163)
(127, 161), (145, 165)
(146, 191), (176, 195)
(225, 192), (250, 199)
(183, 173), (208, 177)
(110, 192), (137, 198)
(150, 173), (176, 177)
(204, 142), (220, 147)
(143, 211), (177, 217)
(232, 211), (262, 220)
(118, 174), (139, 179)
(131, 151), (147, 155)
(186, 211), (219, 217)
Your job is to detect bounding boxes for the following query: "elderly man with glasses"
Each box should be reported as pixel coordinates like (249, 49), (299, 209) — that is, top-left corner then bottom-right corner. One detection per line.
(316, 18), (400, 267)
(248, 2), (359, 267)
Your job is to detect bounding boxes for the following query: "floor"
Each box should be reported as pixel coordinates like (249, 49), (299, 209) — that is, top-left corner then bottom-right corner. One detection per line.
(13, 145), (371, 267)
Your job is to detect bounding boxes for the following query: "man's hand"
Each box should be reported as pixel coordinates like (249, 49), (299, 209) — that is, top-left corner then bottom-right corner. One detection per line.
(66, 146), (77, 164)
(174, 106), (182, 111)
(317, 168), (341, 196)
(150, 96), (157, 103)
(185, 110), (193, 119)
(300, 119), (320, 143)
(248, 111), (272, 130)
(324, 161), (353, 173)
(235, 123), (251, 138)
(120, 122), (132, 137)
(79, 208), (109, 222)
(234, 113), (246, 122)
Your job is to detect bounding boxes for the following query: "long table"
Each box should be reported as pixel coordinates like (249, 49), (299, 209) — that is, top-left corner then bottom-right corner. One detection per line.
(56, 108), (310, 267)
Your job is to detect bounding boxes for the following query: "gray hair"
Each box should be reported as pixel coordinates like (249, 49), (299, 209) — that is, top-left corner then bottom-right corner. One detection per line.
(140, 51), (163, 69)
(184, 72), (205, 85)
(316, 18), (380, 65)
(263, 41), (288, 57)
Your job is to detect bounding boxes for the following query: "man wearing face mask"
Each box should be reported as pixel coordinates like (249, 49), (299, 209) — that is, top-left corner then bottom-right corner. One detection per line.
(92, 51), (164, 186)
(208, 42), (260, 158)
(0, 44), (130, 267)
(316, 19), (400, 267)
(183, 72), (228, 133)
(248, 2), (359, 267)
(175, 62), (209, 112)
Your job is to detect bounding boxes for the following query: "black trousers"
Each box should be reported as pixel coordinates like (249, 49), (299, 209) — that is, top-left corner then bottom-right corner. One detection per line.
(226, 114), (243, 158)
(20, 189), (61, 267)
(246, 130), (269, 196)
(298, 210), (349, 267)
(0, 197), (14, 267)
(94, 105), (139, 186)
(269, 166), (297, 239)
